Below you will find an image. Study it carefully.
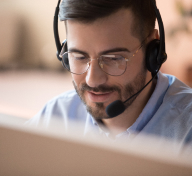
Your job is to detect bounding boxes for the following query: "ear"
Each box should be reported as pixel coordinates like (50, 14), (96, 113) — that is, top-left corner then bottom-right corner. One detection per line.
(147, 29), (160, 43)
(154, 29), (160, 40)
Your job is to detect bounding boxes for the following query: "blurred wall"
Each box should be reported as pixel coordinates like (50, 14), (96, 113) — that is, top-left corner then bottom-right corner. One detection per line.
(157, 0), (192, 84)
(0, 0), (65, 70)
(0, 0), (192, 83)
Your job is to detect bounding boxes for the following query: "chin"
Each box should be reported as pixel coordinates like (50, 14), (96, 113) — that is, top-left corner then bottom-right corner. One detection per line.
(85, 102), (110, 120)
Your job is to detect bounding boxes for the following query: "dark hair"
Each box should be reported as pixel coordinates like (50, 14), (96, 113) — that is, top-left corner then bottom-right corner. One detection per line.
(59, 0), (156, 41)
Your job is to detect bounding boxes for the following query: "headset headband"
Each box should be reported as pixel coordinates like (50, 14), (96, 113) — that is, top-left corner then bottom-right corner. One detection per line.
(53, 0), (167, 63)
(54, 0), (62, 61)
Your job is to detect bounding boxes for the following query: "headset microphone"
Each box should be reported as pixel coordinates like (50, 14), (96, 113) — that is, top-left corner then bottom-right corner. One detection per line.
(106, 71), (158, 118)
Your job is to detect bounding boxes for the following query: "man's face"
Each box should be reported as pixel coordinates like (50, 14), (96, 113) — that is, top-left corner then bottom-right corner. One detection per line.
(66, 9), (148, 120)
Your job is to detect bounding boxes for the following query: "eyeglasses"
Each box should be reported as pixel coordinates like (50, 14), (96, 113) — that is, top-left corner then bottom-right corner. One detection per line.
(59, 43), (144, 76)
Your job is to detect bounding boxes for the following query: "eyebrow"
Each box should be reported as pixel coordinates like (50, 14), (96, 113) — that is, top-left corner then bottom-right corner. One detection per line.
(68, 47), (131, 56)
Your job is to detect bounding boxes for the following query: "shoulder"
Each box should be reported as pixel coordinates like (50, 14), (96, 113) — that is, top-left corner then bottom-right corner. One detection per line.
(163, 73), (192, 110)
(156, 74), (192, 143)
(143, 74), (192, 144)
(27, 90), (88, 126)
(46, 89), (82, 107)
(160, 74), (192, 124)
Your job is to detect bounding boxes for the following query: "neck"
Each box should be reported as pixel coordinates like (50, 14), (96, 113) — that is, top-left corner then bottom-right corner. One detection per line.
(101, 74), (157, 136)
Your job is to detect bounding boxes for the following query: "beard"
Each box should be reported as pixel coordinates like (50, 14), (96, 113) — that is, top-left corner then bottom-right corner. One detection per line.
(73, 67), (147, 120)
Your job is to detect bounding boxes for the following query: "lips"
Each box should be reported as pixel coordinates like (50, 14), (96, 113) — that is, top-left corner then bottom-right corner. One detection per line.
(87, 91), (113, 102)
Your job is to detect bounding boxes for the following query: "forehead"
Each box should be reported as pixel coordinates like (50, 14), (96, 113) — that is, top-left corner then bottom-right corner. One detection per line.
(66, 8), (140, 53)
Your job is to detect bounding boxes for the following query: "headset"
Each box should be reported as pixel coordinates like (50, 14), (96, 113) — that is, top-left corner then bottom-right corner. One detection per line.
(53, 0), (167, 118)
(53, 0), (167, 74)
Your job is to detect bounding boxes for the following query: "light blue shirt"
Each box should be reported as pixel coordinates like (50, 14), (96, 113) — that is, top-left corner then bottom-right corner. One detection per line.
(28, 72), (192, 146)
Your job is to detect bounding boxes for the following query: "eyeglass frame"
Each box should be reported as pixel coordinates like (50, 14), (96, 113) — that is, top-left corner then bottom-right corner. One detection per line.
(59, 41), (145, 76)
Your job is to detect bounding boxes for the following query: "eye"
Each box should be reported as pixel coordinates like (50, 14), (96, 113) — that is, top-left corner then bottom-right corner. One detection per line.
(69, 52), (87, 60)
(111, 56), (123, 61)
(102, 54), (124, 61)
(75, 56), (86, 60)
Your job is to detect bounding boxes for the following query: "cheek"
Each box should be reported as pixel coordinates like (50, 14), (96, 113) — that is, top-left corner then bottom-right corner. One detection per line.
(71, 74), (85, 87)
(126, 53), (145, 75)
(108, 76), (125, 90)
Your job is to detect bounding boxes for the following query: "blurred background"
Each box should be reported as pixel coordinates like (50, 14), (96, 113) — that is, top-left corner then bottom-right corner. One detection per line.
(0, 0), (192, 119)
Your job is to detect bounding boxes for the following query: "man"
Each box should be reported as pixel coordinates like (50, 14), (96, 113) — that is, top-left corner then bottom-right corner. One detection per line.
(29, 0), (192, 145)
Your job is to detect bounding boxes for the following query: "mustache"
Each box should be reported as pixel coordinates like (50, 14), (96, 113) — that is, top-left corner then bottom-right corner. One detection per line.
(79, 83), (121, 93)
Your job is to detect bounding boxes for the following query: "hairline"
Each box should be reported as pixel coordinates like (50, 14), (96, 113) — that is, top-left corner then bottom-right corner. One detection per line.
(63, 7), (145, 41)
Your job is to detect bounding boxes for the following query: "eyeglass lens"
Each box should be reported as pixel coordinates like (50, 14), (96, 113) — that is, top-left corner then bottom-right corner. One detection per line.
(62, 52), (127, 76)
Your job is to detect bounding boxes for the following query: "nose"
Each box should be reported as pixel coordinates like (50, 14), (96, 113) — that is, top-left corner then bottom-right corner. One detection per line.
(85, 59), (108, 88)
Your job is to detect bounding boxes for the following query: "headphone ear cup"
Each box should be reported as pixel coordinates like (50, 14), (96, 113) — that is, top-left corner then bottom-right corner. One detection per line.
(62, 52), (70, 71)
(145, 39), (160, 73)
(60, 40), (71, 71)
